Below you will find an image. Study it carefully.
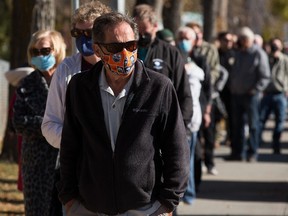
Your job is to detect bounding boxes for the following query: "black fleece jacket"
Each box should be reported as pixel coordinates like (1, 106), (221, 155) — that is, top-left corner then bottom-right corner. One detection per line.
(143, 38), (193, 130)
(58, 60), (190, 214)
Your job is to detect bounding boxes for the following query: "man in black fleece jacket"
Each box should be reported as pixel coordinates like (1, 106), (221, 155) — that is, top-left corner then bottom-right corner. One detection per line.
(133, 4), (193, 132)
(58, 12), (190, 216)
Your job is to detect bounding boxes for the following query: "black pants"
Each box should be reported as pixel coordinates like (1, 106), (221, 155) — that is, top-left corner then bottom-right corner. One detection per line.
(50, 168), (63, 216)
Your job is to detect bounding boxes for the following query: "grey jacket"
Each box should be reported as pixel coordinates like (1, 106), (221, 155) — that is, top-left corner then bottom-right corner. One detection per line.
(265, 52), (288, 93)
(230, 44), (270, 95)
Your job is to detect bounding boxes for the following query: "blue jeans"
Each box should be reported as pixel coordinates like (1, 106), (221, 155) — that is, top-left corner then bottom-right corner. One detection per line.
(259, 92), (287, 151)
(231, 93), (260, 159)
(182, 132), (197, 204)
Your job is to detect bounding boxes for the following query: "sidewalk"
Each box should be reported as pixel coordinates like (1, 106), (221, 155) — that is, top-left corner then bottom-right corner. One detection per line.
(177, 120), (288, 216)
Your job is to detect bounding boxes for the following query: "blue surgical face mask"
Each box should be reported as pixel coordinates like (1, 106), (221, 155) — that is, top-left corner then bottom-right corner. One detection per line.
(31, 54), (56, 72)
(76, 35), (94, 56)
(178, 39), (192, 53)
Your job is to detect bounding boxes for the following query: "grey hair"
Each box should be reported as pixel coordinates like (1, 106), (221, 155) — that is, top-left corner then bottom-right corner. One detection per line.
(71, 1), (111, 27)
(132, 4), (158, 26)
(176, 26), (197, 41)
(238, 26), (254, 41)
(92, 12), (139, 43)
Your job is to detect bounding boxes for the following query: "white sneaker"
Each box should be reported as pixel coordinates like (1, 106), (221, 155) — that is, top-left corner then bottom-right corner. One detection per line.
(202, 165), (208, 173)
(208, 167), (219, 175)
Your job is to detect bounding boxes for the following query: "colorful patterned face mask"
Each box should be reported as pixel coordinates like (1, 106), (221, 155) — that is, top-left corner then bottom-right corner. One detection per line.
(101, 49), (137, 75)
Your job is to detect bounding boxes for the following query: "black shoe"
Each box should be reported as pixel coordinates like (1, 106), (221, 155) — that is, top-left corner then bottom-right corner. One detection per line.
(224, 155), (243, 161)
(273, 149), (281, 154)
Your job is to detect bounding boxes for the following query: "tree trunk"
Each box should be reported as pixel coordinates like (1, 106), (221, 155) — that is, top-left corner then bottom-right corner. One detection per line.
(31, 0), (55, 33)
(202, 0), (217, 42)
(162, 0), (183, 34)
(215, 0), (228, 32)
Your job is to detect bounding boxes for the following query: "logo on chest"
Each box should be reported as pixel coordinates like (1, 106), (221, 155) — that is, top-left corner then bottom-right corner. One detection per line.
(152, 58), (164, 70)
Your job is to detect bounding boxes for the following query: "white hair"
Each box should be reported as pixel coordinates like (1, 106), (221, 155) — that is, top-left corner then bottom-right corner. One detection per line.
(177, 26), (196, 41)
(238, 26), (255, 41)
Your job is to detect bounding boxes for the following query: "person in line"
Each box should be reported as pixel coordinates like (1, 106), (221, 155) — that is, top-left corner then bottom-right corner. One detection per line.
(254, 34), (264, 48)
(176, 26), (205, 205)
(259, 37), (288, 154)
(186, 22), (222, 175)
(228, 26), (270, 162)
(5, 66), (34, 192)
(58, 11), (190, 216)
(183, 26), (212, 193)
(41, 1), (111, 150)
(186, 22), (220, 92)
(132, 4), (193, 133)
(217, 31), (236, 147)
(12, 29), (66, 216)
(156, 28), (176, 46)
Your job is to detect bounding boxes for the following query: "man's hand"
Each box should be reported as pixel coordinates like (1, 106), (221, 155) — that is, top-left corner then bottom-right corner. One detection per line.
(64, 199), (75, 213)
(203, 113), (211, 128)
(150, 205), (173, 216)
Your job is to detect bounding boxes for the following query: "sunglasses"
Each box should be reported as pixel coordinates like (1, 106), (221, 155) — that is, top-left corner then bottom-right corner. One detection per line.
(97, 40), (138, 54)
(71, 28), (92, 38)
(31, 47), (53, 56)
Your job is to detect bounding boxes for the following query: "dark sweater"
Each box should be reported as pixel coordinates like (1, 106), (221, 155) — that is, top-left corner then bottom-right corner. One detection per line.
(58, 60), (190, 214)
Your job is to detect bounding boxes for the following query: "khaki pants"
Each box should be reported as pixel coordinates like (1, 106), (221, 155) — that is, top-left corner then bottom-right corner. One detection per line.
(67, 200), (161, 216)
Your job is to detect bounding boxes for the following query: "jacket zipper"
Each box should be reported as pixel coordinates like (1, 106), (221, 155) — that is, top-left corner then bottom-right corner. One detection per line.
(112, 151), (119, 213)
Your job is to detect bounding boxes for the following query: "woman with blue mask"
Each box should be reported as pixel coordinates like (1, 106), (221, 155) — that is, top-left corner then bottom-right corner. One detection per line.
(13, 29), (66, 216)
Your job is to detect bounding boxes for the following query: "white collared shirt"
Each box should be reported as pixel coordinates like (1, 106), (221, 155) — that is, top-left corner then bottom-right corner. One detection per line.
(99, 68), (134, 152)
(98, 68), (162, 214)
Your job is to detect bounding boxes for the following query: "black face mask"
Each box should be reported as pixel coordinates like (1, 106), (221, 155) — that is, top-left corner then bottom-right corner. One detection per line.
(270, 44), (279, 53)
(236, 39), (242, 49)
(138, 33), (152, 47)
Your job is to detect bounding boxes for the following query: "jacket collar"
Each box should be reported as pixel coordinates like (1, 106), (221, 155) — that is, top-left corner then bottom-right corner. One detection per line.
(82, 59), (151, 91)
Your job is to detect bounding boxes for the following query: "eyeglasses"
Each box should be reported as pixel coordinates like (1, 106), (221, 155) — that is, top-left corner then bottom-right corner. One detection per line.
(71, 28), (92, 38)
(31, 47), (53, 56)
(96, 40), (138, 54)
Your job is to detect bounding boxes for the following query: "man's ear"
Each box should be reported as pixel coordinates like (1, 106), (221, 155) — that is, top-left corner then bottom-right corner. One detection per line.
(152, 22), (158, 39)
(93, 44), (101, 57)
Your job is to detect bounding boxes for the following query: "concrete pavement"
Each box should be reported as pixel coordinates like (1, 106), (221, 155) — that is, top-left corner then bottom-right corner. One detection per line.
(177, 120), (288, 216)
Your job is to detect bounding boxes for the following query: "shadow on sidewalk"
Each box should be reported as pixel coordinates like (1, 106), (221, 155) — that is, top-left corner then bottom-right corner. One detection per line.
(196, 180), (288, 202)
(215, 152), (288, 163)
(258, 152), (288, 163)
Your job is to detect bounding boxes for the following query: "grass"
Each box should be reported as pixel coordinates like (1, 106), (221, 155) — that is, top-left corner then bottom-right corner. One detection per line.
(0, 160), (24, 216)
